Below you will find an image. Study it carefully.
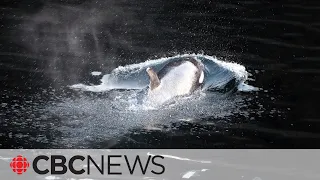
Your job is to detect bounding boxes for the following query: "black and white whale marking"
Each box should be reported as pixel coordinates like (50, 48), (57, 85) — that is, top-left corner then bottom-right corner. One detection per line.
(146, 57), (204, 104)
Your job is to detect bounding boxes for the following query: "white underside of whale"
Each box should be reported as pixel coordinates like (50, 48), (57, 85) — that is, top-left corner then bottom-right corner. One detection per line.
(147, 61), (203, 105)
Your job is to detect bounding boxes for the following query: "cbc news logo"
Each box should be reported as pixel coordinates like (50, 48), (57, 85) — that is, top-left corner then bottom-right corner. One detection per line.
(9, 154), (165, 176)
(10, 155), (30, 175)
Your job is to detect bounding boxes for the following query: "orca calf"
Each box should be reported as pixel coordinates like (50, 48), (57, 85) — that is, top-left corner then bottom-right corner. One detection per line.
(146, 57), (204, 105)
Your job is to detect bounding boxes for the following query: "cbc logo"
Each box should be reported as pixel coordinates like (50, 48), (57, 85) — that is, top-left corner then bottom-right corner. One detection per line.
(8, 154), (165, 176)
(10, 155), (30, 175)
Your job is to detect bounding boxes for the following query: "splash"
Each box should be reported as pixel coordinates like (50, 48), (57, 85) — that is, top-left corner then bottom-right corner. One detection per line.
(70, 54), (252, 92)
(47, 54), (256, 147)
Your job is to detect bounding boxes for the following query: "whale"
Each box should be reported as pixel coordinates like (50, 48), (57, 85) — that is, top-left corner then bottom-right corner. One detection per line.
(145, 57), (204, 105)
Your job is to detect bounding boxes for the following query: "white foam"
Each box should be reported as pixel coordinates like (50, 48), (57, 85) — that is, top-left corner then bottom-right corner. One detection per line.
(49, 85), (246, 147)
(238, 82), (260, 92)
(70, 83), (109, 92)
(70, 74), (111, 92)
(91, 71), (102, 76)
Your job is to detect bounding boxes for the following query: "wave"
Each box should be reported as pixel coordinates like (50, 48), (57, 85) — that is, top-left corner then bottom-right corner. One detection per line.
(70, 54), (255, 93)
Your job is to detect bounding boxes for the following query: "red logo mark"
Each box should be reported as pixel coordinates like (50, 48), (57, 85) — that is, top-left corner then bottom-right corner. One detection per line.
(10, 155), (30, 175)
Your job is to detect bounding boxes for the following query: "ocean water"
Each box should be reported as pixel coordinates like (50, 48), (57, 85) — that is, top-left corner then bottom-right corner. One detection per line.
(1, 0), (320, 148)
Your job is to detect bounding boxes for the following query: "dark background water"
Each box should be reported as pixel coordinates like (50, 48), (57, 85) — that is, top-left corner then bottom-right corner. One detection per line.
(0, 0), (320, 148)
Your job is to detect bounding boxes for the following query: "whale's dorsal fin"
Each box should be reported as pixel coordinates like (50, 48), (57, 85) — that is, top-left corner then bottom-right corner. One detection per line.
(146, 67), (160, 90)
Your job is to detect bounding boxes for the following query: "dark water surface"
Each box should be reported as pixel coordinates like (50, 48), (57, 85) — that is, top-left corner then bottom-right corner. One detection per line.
(1, 0), (320, 148)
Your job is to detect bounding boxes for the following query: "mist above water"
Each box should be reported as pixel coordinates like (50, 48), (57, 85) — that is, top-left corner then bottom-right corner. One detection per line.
(20, 0), (154, 84)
